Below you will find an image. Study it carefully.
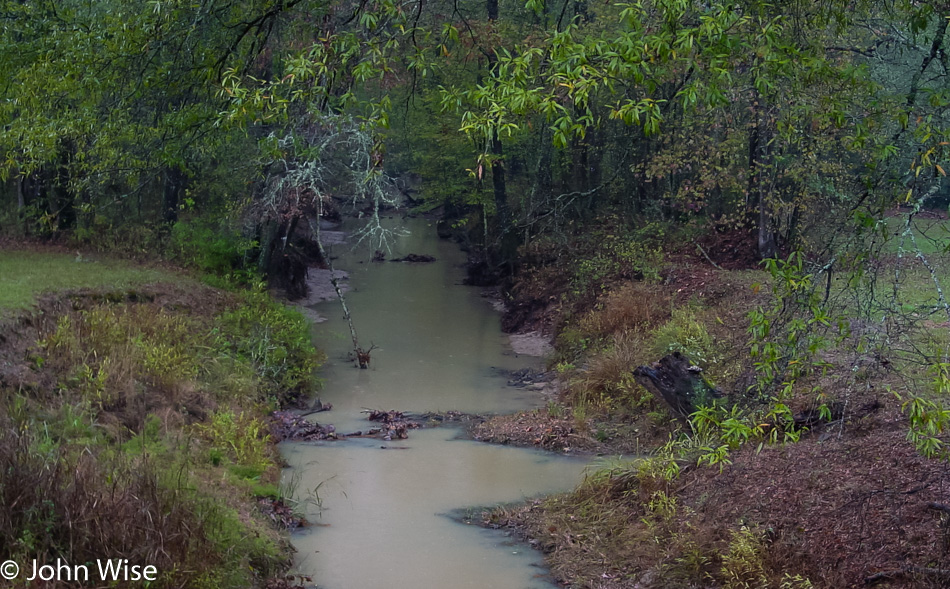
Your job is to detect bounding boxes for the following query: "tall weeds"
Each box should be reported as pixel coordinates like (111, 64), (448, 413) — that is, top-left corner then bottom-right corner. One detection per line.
(1, 285), (319, 587)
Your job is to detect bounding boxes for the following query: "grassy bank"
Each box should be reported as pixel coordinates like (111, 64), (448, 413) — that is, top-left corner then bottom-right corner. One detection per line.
(480, 215), (950, 588)
(0, 251), (321, 588)
(0, 250), (175, 313)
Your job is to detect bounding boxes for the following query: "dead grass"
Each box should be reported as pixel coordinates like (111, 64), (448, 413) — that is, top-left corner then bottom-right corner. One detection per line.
(0, 423), (286, 588)
(579, 283), (673, 340)
(0, 282), (317, 588)
(471, 408), (610, 453)
(682, 404), (950, 588)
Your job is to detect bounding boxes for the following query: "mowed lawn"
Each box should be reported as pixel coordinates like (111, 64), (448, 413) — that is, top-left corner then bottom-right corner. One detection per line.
(0, 250), (176, 312)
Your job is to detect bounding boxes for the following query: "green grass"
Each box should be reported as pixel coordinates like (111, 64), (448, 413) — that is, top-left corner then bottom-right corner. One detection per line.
(882, 215), (950, 256)
(0, 250), (176, 312)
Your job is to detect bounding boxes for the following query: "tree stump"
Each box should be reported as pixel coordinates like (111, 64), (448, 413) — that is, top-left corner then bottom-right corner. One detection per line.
(633, 352), (723, 421)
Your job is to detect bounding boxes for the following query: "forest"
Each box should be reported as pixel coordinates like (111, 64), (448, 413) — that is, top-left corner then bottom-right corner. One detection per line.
(2, 0), (950, 587)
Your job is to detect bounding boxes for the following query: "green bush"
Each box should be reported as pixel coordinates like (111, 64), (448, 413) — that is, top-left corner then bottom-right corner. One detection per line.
(570, 221), (666, 296)
(169, 220), (257, 278)
(651, 307), (719, 368)
(720, 526), (769, 589)
(198, 410), (272, 469)
(217, 291), (323, 406)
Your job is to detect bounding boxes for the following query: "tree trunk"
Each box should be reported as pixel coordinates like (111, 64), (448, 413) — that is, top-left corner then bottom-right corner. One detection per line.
(573, 0), (589, 23)
(54, 147), (76, 231)
(16, 173), (27, 234)
(162, 166), (185, 225)
(633, 352), (723, 421)
(748, 90), (778, 259)
(485, 0), (513, 273)
(490, 130), (509, 226)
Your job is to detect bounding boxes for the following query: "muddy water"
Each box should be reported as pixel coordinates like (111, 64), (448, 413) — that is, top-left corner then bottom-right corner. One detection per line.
(281, 218), (586, 589)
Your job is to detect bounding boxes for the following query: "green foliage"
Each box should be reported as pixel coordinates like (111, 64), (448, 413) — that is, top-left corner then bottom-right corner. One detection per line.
(169, 220), (258, 280)
(197, 410), (272, 469)
(720, 526), (769, 589)
(571, 225), (664, 295)
(748, 252), (836, 400)
(651, 307), (719, 368)
(0, 0), (321, 233)
(892, 362), (950, 458)
(121, 414), (167, 456)
(780, 574), (814, 589)
(0, 417), (285, 588)
(217, 291), (322, 405)
(41, 305), (203, 402)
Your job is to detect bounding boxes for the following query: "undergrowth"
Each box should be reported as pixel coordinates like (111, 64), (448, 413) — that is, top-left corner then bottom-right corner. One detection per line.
(0, 283), (322, 588)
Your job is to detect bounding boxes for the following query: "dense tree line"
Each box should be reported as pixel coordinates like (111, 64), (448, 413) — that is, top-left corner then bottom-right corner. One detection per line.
(1, 0), (949, 277)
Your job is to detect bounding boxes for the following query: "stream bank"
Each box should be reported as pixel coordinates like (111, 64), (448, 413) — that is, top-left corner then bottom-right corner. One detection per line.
(0, 268), (321, 588)
(465, 227), (950, 588)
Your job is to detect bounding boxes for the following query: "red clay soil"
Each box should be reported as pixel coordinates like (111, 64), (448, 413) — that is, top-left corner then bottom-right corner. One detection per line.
(681, 404), (950, 588)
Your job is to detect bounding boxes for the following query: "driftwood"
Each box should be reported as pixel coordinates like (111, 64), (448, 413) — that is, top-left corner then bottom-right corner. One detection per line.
(633, 352), (722, 420)
(270, 411), (337, 441)
(389, 253), (436, 263)
(363, 408), (421, 440)
(355, 343), (378, 369)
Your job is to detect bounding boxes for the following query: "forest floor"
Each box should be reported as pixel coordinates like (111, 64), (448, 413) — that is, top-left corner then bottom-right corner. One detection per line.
(470, 223), (950, 589)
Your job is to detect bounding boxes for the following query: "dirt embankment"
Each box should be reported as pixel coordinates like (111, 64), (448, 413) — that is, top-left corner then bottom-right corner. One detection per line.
(489, 403), (950, 589)
(472, 240), (950, 589)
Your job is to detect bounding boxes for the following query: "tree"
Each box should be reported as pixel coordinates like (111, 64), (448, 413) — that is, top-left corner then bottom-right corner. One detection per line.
(0, 0), (316, 237)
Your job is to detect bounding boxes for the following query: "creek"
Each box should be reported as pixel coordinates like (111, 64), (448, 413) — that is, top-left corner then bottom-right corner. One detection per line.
(280, 217), (587, 589)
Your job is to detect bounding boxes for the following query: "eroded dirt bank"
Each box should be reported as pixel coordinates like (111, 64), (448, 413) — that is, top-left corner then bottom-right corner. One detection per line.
(467, 244), (950, 589)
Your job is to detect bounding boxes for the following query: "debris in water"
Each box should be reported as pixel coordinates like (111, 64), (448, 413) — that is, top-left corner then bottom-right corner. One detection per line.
(389, 253), (436, 263)
(363, 408), (421, 440)
(257, 497), (306, 531)
(270, 410), (338, 441)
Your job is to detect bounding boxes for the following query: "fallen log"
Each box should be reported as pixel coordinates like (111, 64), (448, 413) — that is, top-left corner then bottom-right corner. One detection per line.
(865, 566), (950, 585)
(633, 352), (723, 421)
(389, 253), (436, 263)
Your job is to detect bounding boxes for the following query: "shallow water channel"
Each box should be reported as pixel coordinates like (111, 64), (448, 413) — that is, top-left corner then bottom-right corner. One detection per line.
(280, 217), (588, 589)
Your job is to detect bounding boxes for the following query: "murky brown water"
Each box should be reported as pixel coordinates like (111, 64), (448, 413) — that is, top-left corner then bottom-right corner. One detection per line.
(281, 218), (587, 589)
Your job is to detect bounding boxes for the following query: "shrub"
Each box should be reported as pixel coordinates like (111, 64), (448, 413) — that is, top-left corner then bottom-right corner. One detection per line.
(197, 410), (273, 468)
(580, 283), (672, 340)
(651, 307), (720, 368)
(567, 337), (654, 411)
(217, 291), (322, 406)
(720, 526), (769, 589)
(169, 220), (257, 279)
(569, 221), (666, 297)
